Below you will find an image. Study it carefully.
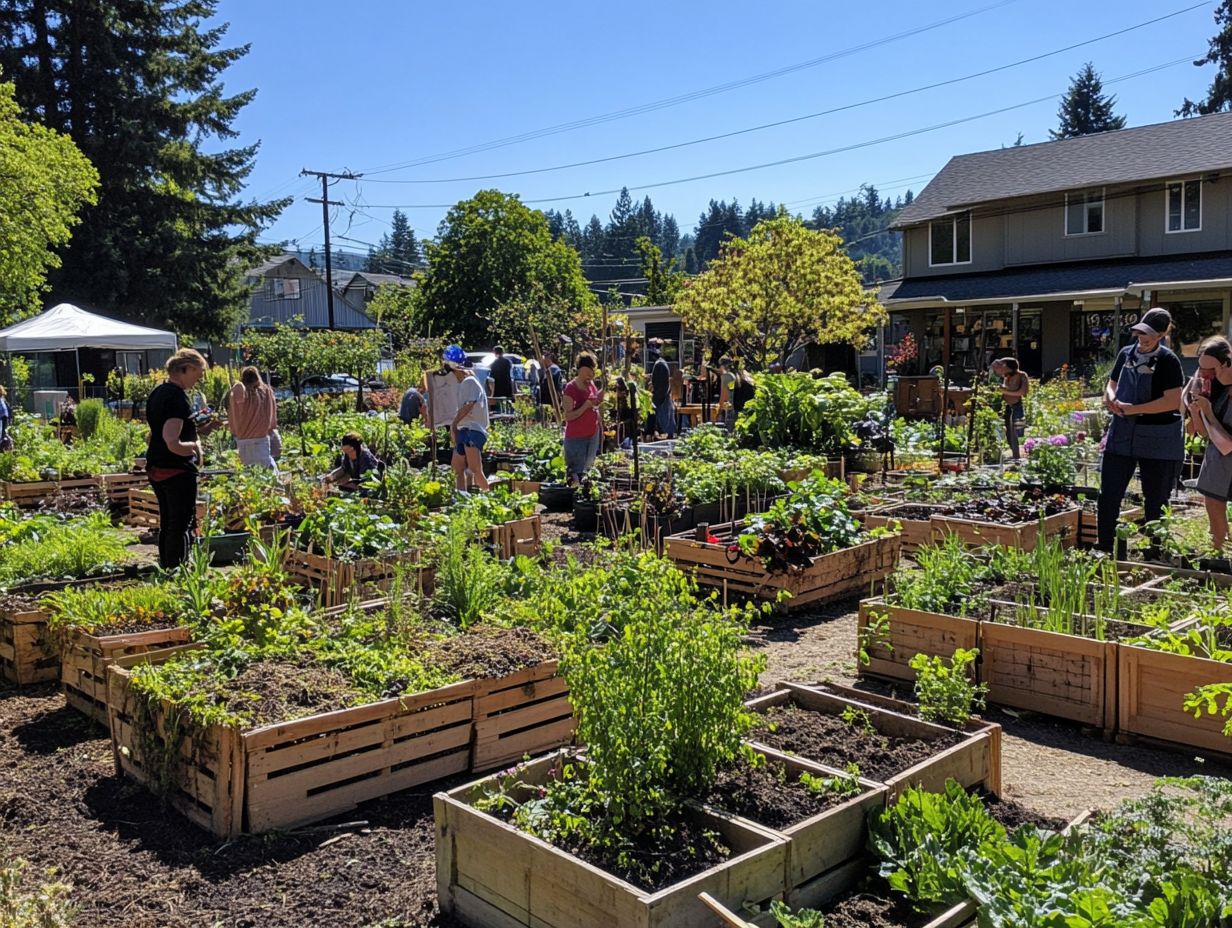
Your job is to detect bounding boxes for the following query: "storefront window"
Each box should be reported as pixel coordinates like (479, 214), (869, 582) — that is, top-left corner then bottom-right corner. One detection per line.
(1165, 300), (1225, 359)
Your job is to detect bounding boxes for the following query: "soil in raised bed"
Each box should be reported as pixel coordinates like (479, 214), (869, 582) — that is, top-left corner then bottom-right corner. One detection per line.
(980, 791), (1067, 831)
(703, 755), (855, 828)
(817, 878), (936, 928)
(217, 657), (368, 727)
(423, 625), (556, 680)
(750, 700), (962, 782)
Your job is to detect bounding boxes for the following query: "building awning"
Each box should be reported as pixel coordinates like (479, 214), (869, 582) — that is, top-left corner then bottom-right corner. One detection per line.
(878, 252), (1232, 310)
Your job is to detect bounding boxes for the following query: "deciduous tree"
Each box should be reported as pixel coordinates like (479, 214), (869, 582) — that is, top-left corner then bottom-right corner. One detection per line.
(675, 214), (885, 371)
(0, 77), (97, 325)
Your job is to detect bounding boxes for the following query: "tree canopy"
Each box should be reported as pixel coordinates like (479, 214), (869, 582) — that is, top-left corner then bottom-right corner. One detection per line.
(0, 77), (98, 325)
(0, 0), (287, 340)
(365, 209), (420, 274)
(1051, 62), (1126, 140)
(674, 214), (885, 371)
(1178, 1), (1232, 116)
(413, 189), (594, 346)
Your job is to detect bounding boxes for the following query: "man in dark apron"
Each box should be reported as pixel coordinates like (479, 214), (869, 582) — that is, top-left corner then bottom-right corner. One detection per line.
(1097, 308), (1185, 552)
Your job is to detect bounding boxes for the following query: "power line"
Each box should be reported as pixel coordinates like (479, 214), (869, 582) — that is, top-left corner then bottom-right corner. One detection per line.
(362, 3), (1209, 187)
(355, 0), (1019, 176)
(344, 55), (1197, 211)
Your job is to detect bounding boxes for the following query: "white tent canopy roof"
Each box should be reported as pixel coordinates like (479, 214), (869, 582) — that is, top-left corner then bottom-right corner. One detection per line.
(0, 303), (177, 353)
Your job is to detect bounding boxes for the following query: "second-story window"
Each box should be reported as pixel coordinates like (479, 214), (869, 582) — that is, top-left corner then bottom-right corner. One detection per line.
(1065, 189), (1104, 235)
(1167, 179), (1201, 233)
(929, 211), (971, 266)
(271, 278), (301, 300)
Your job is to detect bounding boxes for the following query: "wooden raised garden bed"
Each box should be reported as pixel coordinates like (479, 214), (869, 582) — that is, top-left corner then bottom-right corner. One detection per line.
(283, 545), (426, 608)
(1077, 504), (1143, 548)
(1, 476), (101, 507)
(126, 486), (207, 529)
(856, 598), (979, 684)
(100, 472), (147, 509)
(435, 750), (790, 928)
(664, 525), (902, 611)
(489, 514), (542, 560)
(107, 646), (575, 838)
(860, 502), (947, 552)
(0, 604), (59, 685)
(61, 625), (193, 725)
(931, 506), (1079, 551)
(746, 682), (1000, 799)
(1118, 643), (1232, 756)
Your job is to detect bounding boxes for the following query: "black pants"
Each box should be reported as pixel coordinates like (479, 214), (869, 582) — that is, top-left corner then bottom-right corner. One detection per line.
(1097, 452), (1178, 551)
(151, 471), (197, 569)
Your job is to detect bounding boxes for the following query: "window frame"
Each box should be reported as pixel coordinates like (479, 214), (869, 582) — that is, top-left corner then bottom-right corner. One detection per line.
(1165, 178), (1202, 234)
(1064, 187), (1106, 237)
(928, 211), (972, 267)
(270, 277), (302, 301)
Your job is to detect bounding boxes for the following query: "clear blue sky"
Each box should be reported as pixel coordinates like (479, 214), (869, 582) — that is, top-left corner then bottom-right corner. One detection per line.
(209, 0), (1222, 255)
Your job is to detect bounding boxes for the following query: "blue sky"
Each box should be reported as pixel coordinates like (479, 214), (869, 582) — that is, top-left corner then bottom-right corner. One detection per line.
(210, 0), (1223, 255)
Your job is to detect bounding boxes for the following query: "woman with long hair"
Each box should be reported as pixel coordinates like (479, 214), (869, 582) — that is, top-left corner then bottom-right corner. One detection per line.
(1183, 335), (1232, 551)
(228, 366), (278, 470)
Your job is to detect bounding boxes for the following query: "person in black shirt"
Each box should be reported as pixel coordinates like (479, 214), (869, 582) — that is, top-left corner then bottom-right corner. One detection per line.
(488, 346), (515, 401)
(145, 348), (209, 569)
(1097, 308), (1185, 551)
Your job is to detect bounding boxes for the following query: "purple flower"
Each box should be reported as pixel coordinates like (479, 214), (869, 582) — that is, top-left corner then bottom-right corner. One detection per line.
(1050, 435), (1069, 447)
(1024, 438), (1038, 453)
(1071, 411), (1086, 423)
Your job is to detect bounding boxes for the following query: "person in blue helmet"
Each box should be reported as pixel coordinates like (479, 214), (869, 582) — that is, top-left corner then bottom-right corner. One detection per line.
(441, 345), (490, 491)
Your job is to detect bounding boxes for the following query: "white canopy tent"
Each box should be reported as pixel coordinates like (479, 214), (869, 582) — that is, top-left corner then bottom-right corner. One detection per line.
(0, 302), (177, 353)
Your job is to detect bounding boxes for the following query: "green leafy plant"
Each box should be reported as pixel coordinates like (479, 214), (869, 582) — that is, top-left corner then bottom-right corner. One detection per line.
(0, 512), (135, 587)
(0, 858), (75, 928)
(798, 764), (862, 800)
(737, 474), (866, 571)
(769, 899), (826, 928)
(910, 648), (986, 727)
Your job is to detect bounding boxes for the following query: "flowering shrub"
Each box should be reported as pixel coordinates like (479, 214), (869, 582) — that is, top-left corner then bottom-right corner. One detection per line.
(886, 334), (919, 374)
(1023, 433), (1080, 486)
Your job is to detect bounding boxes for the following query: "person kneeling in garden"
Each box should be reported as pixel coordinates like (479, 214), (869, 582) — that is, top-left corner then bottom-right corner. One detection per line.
(322, 432), (382, 494)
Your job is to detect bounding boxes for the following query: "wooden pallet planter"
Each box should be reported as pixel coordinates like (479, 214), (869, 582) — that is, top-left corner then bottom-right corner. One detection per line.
(859, 503), (946, 553)
(435, 751), (789, 928)
(746, 683), (998, 800)
(856, 598), (979, 683)
(108, 647), (574, 838)
(1077, 504), (1143, 548)
(471, 659), (574, 773)
(0, 606), (58, 685)
(100, 472), (147, 508)
(283, 545), (424, 608)
(489, 514), (542, 559)
(1, 477), (101, 507)
(930, 506), (1079, 551)
(1118, 644), (1232, 756)
(664, 526), (902, 611)
(60, 625), (193, 726)
(126, 486), (207, 529)
(979, 608), (1119, 731)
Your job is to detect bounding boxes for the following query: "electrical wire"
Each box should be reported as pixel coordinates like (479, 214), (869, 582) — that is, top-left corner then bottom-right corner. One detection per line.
(361, 3), (1209, 186)
(355, 0), (1020, 175)
(345, 55), (1197, 210)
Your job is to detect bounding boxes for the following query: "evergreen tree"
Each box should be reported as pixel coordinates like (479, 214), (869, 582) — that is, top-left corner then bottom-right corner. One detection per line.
(693, 199), (745, 268)
(581, 215), (605, 260)
(307, 247), (319, 270)
(661, 215), (681, 260)
(387, 209), (419, 270)
(807, 183), (908, 284)
(0, 0), (288, 339)
(1050, 62), (1126, 140)
(1178, 1), (1232, 116)
(684, 247), (698, 276)
(561, 210), (582, 250)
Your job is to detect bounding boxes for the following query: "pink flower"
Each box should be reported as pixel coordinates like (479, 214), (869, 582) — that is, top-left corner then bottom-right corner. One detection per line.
(1075, 431), (1087, 443)
(1050, 435), (1069, 447)
(1071, 411), (1086, 423)
(1024, 438), (1038, 453)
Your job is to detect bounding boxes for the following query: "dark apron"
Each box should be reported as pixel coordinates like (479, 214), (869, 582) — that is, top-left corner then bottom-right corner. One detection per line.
(1105, 350), (1184, 461)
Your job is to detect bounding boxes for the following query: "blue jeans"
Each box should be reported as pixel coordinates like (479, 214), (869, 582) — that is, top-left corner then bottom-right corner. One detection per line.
(454, 427), (487, 456)
(564, 432), (601, 482)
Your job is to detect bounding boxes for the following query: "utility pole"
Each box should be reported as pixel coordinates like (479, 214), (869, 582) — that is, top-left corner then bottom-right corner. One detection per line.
(301, 168), (361, 329)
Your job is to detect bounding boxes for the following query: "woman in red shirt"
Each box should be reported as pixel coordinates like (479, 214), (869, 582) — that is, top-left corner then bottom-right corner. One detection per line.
(562, 354), (604, 485)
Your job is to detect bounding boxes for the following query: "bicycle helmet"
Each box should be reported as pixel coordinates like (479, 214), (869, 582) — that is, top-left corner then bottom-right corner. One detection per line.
(442, 344), (467, 368)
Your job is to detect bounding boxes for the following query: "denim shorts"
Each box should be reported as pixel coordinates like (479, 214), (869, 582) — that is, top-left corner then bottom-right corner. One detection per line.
(454, 427), (487, 456)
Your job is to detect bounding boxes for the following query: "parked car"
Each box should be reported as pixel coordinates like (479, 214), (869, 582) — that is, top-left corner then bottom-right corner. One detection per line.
(465, 351), (530, 389)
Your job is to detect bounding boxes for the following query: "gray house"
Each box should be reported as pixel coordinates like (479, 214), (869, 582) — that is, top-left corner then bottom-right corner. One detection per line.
(242, 256), (376, 331)
(879, 112), (1232, 380)
(335, 270), (417, 307)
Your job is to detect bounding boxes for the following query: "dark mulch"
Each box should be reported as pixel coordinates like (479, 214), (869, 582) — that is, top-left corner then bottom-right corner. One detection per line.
(70, 617), (186, 637)
(425, 625), (557, 679)
(225, 658), (367, 727)
(982, 791), (1067, 831)
(0, 684), (462, 928)
(820, 883), (936, 928)
(538, 510), (602, 567)
(750, 700), (963, 782)
(704, 755), (858, 828)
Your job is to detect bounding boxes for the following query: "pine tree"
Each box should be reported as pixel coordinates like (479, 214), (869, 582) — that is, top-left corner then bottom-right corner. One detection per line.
(387, 209), (419, 270)
(581, 216), (605, 260)
(1178, 1), (1232, 116)
(561, 210), (582, 250)
(660, 215), (681, 260)
(0, 0), (288, 339)
(1051, 63), (1127, 140)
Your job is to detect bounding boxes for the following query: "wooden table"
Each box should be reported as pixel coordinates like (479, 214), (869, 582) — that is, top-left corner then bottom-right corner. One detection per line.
(675, 403), (721, 427)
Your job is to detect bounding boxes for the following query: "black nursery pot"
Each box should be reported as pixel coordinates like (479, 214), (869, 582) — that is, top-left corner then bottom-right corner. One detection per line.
(538, 483), (576, 512)
(573, 497), (598, 532)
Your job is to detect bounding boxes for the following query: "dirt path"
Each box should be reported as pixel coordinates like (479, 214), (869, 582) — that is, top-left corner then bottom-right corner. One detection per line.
(2, 590), (1228, 926)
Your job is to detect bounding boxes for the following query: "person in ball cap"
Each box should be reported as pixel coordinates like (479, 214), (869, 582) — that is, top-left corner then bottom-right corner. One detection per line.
(1097, 308), (1184, 551)
(441, 345), (490, 492)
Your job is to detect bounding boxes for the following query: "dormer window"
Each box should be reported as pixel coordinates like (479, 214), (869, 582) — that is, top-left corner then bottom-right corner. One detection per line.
(1065, 189), (1104, 236)
(929, 211), (971, 266)
(1166, 179), (1201, 233)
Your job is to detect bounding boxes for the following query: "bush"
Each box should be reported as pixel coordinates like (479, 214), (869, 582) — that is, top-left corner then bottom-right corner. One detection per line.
(74, 399), (105, 440)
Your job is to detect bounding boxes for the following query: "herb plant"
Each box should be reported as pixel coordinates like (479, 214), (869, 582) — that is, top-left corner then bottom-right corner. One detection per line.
(910, 648), (987, 727)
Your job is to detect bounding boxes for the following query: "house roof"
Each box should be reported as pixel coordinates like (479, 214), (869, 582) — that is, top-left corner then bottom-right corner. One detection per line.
(894, 111), (1232, 228)
(343, 271), (416, 288)
(877, 251), (1232, 307)
(246, 254), (298, 277)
